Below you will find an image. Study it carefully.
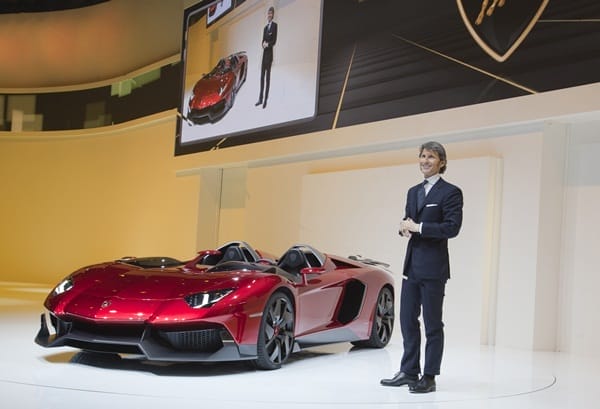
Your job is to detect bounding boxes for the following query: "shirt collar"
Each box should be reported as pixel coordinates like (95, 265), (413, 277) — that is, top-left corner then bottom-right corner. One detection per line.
(425, 174), (441, 186)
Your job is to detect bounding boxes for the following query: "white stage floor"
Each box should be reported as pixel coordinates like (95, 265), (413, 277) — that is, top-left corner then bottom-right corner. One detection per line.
(1, 282), (597, 409)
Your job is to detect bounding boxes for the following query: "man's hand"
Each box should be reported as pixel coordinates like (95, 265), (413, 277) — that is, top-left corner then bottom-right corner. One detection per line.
(399, 228), (411, 237)
(400, 218), (420, 235)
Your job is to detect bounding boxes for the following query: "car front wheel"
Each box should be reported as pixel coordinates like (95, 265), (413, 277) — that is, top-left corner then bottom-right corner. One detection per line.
(254, 291), (295, 370)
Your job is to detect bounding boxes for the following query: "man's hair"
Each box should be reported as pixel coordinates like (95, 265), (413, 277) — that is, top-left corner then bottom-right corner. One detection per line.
(419, 141), (447, 174)
(268, 6), (274, 14)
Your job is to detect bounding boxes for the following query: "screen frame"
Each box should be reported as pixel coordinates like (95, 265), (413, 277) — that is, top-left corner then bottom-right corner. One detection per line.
(175, 0), (323, 155)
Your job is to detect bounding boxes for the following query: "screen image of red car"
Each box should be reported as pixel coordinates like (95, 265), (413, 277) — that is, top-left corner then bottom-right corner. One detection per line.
(35, 241), (395, 370)
(186, 52), (247, 124)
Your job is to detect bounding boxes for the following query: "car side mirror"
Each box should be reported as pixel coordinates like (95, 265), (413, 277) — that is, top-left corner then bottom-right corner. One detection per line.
(300, 267), (326, 275)
(299, 266), (326, 286)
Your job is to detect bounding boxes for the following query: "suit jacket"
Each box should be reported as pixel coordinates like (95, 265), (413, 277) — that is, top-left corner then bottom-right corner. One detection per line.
(261, 21), (278, 64)
(402, 177), (463, 280)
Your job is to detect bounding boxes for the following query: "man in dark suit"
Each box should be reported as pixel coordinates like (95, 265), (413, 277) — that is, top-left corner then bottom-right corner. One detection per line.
(380, 141), (463, 393)
(255, 6), (277, 109)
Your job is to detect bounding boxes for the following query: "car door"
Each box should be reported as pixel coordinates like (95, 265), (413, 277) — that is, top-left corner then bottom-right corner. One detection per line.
(293, 265), (349, 336)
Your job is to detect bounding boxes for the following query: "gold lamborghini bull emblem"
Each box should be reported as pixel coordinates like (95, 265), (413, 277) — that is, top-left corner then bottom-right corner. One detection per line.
(456, 0), (549, 62)
(475, 0), (506, 25)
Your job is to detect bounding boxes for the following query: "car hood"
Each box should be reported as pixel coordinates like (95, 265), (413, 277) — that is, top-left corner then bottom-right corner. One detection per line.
(49, 262), (276, 322)
(193, 74), (231, 95)
(74, 263), (258, 300)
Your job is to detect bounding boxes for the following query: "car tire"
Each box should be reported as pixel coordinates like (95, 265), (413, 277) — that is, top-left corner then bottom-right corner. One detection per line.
(352, 286), (394, 348)
(254, 291), (295, 370)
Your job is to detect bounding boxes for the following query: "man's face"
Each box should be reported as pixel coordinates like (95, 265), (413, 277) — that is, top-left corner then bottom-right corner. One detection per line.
(419, 149), (444, 178)
(267, 9), (274, 22)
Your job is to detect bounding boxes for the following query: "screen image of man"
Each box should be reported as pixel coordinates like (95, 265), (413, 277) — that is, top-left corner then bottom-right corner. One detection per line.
(255, 6), (278, 109)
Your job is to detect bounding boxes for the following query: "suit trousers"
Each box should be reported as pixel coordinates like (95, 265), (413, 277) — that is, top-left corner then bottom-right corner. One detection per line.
(258, 58), (272, 102)
(399, 276), (446, 376)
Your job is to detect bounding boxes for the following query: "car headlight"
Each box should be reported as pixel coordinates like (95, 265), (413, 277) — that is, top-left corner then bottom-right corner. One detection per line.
(185, 289), (234, 309)
(52, 278), (73, 296)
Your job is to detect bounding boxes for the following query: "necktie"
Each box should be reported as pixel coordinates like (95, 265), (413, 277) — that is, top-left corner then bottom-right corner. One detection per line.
(417, 180), (427, 209)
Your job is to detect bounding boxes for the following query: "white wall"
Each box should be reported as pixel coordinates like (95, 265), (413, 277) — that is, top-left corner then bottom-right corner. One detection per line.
(559, 121), (600, 356)
(298, 157), (500, 347)
(192, 128), (600, 355)
(186, 85), (600, 356)
(238, 133), (552, 350)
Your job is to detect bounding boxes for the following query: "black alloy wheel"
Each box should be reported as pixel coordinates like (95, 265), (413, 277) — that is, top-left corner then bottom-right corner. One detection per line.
(254, 291), (295, 369)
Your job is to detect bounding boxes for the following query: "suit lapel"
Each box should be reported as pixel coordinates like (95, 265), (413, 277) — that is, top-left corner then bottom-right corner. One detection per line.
(417, 178), (445, 214)
(425, 178), (445, 204)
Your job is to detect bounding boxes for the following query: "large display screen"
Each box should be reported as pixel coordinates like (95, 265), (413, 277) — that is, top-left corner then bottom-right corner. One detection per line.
(176, 0), (322, 151)
(176, 0), (600, 155)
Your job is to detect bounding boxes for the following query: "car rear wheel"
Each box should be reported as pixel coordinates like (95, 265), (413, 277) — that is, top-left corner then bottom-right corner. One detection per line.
(254, 291), (295, 370)
(352, 286), (394, 348)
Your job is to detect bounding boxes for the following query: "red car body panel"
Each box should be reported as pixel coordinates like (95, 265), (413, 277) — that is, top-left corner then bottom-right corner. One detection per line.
(35, 242), (395, 367)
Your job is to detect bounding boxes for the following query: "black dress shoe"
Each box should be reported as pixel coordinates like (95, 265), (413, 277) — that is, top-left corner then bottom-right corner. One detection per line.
(409, 375), (436, 393)
(262, 100), (267, 108)
(380, 372), (418, 387)
(255, 100), (262, 106)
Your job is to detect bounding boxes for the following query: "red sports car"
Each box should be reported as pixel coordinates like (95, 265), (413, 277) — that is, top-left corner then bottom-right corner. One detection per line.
(186, 52), (248, 124)
(35, 241), (395, 370)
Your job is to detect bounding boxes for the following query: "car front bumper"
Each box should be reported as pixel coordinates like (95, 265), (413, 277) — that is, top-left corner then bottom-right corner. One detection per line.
(35, 311), (258, 362)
